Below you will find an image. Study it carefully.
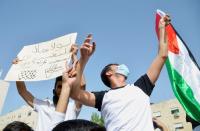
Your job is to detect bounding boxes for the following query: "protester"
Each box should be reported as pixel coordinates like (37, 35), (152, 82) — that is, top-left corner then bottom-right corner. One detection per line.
(13, 44), (85, 131)
(69, 14), (171, 131)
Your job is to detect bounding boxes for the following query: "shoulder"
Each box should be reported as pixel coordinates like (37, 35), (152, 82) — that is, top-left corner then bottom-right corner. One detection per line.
(92, 90), (108, 111)
(33, 98), (54, 108)
(134, 74), (155, 96)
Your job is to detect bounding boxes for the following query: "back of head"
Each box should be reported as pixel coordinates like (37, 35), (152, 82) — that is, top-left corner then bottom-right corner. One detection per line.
(52, 119), (106, 131)
(100, 63), (119, 88)
(3, 121), (33, 131)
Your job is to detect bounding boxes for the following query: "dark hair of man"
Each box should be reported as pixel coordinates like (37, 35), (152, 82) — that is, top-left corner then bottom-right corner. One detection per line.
(52, 119), (106, 131)
(100, 63), (119, 88)
(3, 121), (33, 131)
(53, 76), (62, 106)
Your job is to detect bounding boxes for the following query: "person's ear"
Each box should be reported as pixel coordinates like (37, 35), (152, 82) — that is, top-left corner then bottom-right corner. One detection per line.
(106, 70), (113, 77)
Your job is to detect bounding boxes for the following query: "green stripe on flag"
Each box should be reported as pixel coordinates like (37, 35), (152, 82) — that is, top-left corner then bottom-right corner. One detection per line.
(166, 58), (200, 122)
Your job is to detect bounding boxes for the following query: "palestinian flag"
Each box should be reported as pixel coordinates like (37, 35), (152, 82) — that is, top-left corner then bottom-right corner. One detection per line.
(155, 9), (200, 122)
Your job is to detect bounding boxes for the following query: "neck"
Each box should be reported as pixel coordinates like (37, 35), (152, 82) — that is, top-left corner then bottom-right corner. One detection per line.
(110, 79), (126, 89)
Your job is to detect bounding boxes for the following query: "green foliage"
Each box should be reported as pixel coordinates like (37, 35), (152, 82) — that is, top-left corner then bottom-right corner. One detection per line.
(90, 112), (104, 126)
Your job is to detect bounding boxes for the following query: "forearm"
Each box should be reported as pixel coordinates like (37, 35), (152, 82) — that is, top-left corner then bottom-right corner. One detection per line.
(147, 27), (168, 84)
(72, 57), (88, 94)
(71, 54), (78, 64)
(16, 81), (26, 94)
(16, 81), (34, 107)
(70, 66), (95, 107)
(158, 27), (168, 58)
(70, 89), (95, 107)
(55, 83), (71, 113)
(74, 75), (86, 109)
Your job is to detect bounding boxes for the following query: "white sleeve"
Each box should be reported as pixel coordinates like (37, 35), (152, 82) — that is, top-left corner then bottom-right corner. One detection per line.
(49, 111), (65, 130)
(65, 102), (81, 120)
(33, 98), (49, 112)
(75, 103), (81, 118)
(71, 101), (81, 118)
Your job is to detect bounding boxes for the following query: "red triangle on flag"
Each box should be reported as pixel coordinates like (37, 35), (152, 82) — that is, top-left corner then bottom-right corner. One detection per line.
(155, 11), (180, 54)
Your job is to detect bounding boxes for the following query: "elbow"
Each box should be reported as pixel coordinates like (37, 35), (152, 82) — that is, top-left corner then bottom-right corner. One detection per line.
(17, 89), (26, 96)
(80, 83), (86, 90)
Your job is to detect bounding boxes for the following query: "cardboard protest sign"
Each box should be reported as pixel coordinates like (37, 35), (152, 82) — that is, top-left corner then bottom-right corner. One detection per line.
(5, 33), (77, 81)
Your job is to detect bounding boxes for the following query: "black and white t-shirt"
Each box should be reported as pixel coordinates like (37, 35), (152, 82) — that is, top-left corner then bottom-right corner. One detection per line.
(93, 74), (154, 131)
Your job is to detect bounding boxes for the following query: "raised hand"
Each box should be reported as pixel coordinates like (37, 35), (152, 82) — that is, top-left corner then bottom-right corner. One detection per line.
(80, 34), (96, 61)
(12, 58), (21, 64)
(70, 44), (78, 55)
(62, 65), (77, 87)
(68, 60), (78, 78)
(159, 14), (171, 29)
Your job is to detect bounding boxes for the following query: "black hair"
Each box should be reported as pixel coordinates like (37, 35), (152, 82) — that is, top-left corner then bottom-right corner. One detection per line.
(52, 119), (106, 131)
(100, 63), (119, 88)
(3, 121), (33, 131)
(53, 76), (62, 106)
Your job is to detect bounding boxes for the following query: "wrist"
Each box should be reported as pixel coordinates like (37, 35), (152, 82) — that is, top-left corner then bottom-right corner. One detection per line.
(159, 25), (165, 30)
(80, 56), (89, 63)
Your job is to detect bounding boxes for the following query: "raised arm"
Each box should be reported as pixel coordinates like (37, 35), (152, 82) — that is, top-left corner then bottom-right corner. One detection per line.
(70, 44), (86, 109)
(55, 67), (71, 113)
(13, 59), (34, 108)
(147, 15), (170, 85)
(75, 75), (86, 109)
(16, 81), (34, 108)
(70, 34), (96, 107)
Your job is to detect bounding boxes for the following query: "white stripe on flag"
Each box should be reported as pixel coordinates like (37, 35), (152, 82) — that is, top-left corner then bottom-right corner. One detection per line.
(168, 35), (200, 103)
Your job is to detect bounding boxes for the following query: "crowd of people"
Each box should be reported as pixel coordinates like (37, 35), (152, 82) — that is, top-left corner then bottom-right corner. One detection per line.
(3, 14), (171, 131)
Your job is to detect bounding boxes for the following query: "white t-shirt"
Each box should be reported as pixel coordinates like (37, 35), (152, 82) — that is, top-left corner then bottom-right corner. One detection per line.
(33, 99), (81, 131)
(93, 74), (155, 131)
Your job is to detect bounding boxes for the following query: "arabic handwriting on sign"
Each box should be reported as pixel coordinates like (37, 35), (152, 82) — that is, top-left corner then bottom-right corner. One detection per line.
(18, 70), (37, 80)
(32, 42), (70, 54)
(32, 57), (48, 67)
(45, 64), (63, 78)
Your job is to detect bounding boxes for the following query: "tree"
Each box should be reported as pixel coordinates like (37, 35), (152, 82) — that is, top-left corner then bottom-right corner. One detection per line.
(90, 112), (104, 126)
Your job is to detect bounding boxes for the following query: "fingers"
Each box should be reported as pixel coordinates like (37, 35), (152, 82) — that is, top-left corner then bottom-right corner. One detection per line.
(66, 60), (78, 78)
(12, 57), (20, 64)
(164, 15), (171, 25)
(84, 34), (92, 44)
(69, 70), (77, 77)
(65, 64), (70, 73)
(72, 60), (78, 69)
(80, 34), (96, 58)
(80, 46), (90, 56)
(92, 42), (96, 52)
(71, 44), (78, 50)
(161, 14), (170, 26)
(70, 44), (79, 54)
